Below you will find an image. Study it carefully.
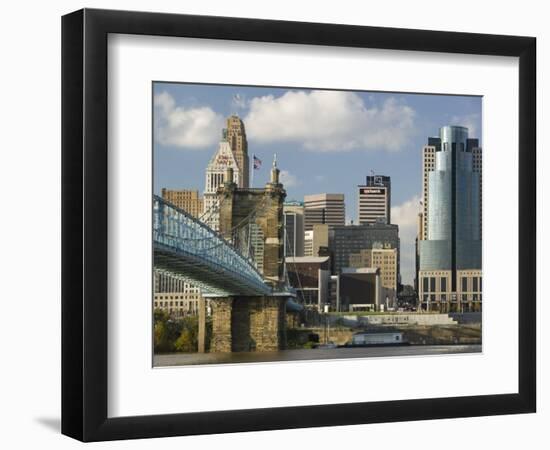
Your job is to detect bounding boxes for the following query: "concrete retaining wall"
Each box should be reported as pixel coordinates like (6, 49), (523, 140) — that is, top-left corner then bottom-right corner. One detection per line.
(337, 313), (457, 327)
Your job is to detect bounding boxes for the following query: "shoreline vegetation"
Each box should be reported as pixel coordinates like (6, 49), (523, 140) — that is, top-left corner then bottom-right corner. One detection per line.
(154, 308), (481, 355)
(154, 309), (212, 354)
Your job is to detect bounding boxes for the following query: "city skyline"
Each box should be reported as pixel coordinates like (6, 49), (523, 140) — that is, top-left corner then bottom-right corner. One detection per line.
(153, 82), (482, 284)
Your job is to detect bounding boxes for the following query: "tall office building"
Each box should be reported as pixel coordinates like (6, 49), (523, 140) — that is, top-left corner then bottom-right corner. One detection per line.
(203, 138), (241, 230)
(470, 139), (483, 238)
(304, 193), (345, 231)
(420, 138), (439, 240)
(418, 126), (482, 312)
(161, 188), (203, 218)
(422, 137), (482, 241)
(414, 211), (423, 294)
(283, 201), (305, 257)
(225, 114), (249, 188)
(357, 174), (391, 225)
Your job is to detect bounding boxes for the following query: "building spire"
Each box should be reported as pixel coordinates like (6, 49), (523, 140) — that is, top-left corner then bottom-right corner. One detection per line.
(270, 153), (280, 184)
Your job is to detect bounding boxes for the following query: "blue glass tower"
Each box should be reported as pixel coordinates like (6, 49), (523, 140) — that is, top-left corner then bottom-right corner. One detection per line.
(419, 126), (481, 291)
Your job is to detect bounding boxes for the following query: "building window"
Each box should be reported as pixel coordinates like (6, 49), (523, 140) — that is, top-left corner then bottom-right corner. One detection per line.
(473, 277), (478, 292)
(440, 278), (447, 292)
(462, 277), (468, 293)
(430, 277), (436, 292)
(423, 277), (429, 293)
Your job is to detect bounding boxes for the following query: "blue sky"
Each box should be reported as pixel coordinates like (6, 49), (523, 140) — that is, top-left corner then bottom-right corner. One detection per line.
(153, 82), (482, 285)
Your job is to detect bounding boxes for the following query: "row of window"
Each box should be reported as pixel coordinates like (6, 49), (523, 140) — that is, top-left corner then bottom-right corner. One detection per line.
(155, 301), (196, 308)
(155, 294), (199, 300)
(422, 294), (482, 302)
(422, 276), (482, 293)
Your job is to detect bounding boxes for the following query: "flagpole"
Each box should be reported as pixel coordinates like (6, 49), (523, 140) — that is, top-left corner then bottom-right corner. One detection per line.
(250, 154), (254, 188)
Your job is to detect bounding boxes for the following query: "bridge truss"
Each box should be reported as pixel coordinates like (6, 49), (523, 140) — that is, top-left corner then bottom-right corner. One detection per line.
(153, 195), (272, 296)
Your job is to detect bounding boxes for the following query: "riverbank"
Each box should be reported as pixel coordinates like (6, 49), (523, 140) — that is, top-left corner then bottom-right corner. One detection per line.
(154, 344), (481, 367)
(288, 323), (481, 347)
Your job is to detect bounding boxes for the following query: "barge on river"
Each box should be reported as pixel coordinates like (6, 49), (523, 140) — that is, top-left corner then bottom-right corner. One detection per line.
(343, 331), (409, 347)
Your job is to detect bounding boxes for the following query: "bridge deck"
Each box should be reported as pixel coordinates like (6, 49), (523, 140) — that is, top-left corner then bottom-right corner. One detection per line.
(153, 195), (272, 296)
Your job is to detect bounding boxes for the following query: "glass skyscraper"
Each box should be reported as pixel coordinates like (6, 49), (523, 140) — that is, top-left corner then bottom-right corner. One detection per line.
(418, 126), (482, 311)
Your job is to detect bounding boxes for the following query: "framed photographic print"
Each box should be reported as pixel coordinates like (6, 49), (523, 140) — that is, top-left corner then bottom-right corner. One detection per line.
(62, 8), (536, 442)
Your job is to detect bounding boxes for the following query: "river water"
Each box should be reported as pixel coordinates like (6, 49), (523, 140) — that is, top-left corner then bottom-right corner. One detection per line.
(154, 344), (481, 367)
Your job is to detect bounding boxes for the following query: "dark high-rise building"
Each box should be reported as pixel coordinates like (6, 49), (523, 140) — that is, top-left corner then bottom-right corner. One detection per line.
(329, 223), (400, 275)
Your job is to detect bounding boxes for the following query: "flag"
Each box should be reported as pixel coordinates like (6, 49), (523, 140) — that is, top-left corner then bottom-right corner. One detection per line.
(253, 155), (262, 170)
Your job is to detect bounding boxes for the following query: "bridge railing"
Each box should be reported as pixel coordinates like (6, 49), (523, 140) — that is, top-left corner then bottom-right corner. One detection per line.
(153, 195), (270, 293)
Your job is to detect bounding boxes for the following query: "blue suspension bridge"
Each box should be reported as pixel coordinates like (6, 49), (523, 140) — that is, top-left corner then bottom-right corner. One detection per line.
(153, 195), (274, 297)
(153, 163), (304, 352)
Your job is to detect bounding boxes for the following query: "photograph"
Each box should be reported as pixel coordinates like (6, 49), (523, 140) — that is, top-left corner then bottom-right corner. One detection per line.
(0, 0), (541, 446)
(152, 82), (483, 366)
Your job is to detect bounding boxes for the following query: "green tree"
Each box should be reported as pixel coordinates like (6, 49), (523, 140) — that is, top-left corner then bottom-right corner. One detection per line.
(174, 316), (199, 352)
(153, 309), (214, 354)
(153, 308), (183, 353)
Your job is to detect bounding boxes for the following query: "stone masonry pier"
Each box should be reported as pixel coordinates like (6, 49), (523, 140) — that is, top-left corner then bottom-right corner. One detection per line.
(209, 296), (287, 353)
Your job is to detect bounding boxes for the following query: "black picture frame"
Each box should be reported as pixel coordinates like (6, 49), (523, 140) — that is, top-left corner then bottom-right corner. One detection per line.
(61, 8), (536, 442)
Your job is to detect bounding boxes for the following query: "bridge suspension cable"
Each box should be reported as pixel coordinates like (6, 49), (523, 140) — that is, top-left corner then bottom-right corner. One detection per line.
(153, 195), (271, 296)
(155, 192), (273, 279)
(284, 225), (306, 304)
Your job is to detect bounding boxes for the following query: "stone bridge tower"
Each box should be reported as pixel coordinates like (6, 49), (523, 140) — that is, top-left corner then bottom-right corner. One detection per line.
(201, 158), (288, 354)
(218, 158), (286, 285)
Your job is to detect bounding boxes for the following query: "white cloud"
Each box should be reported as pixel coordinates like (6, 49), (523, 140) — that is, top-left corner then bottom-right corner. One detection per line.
(154, 91), (224, 149)
(279, 169), (299, 188)
(392, 194), (421, 231)
(391, 194), (421, 286)
(244, 90), (416, 152)
(231, 94), (248, 111)
(450, 113), (481, 138)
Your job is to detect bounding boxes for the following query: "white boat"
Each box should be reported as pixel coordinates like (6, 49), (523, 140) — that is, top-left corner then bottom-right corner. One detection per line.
(347, 332), (408, 347)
